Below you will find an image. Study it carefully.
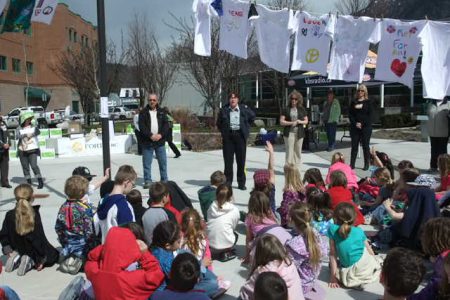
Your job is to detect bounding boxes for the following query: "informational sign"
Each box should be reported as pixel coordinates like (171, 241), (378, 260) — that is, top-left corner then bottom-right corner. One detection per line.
(100, 97), (109, 118)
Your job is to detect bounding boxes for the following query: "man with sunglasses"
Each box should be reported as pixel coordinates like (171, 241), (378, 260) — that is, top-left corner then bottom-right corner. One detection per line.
(138, 93), (169, 189)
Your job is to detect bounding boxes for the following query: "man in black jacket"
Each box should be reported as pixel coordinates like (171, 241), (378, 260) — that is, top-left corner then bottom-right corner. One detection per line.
(217, 92), (256, 190)
(0, 116), (11, 188)
(138, 94), (169, 189)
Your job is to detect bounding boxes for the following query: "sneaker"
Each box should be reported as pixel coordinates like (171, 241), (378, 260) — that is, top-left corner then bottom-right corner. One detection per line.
(218, 251), (236, 262)
(67, 257), (83, 275)
(218, 279), (232, 290)
(17, 255), (34, 276)
(5, 251), (20, 272)
(143, 182), (151, 189)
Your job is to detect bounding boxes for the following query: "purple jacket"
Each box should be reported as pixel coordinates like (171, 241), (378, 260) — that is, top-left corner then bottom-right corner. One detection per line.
(407, 250), (448, 300)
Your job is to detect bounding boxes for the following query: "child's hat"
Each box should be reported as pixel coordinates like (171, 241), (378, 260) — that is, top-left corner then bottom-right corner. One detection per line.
(406, 174), (436, 188)
(72, 166), (96, 181)
(254, 169), (270, 188)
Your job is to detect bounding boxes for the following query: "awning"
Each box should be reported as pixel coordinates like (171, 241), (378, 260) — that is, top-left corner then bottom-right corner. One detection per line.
(24, 87), (51, 101)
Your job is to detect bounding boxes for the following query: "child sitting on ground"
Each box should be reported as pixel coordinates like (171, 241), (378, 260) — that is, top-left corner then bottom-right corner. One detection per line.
(408, 217), (450, 300)
(306, 187), (334, 236)
(359, 167), (394, 215)
(436, 154), (450, 197)
(243, 192), (291, 264)
(0, 184), (59, 276)
(254, 272), (288, 300)
(94, 165), (137, 243)
(198, 171), (226, 221)
(286, 202), (328, 299)
(85, 226), (164, 300)
(327, 171), (365, 226)
(326, 152), (358, 191)
(252, 141), (276, 213)
(150, 253), (210, 300)
(380, 247), (425, 300)
(328, 202), (381, 289)
(240, 234), (304, 300)
(55, 175), (98, 275)
(368, 147), (395, 179)
(151, 221), (228, 298)
(303, 168), (326, 192)
(278, 163), (306, 228)
(142, 182), (177, 245)
(126, 189), (147, 227)
(181, 209), (213, 270)
(206, 184), (240, 262)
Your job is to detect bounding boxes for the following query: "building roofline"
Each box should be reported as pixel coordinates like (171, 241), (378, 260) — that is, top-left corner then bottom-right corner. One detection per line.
(58, 2), (97, 29)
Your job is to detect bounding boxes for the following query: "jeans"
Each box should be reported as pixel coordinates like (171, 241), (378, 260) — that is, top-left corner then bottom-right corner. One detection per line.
(195, 268), (219, 297)
(325, 122), (337, 150)
(18, 150), (42, 179)
(142, 144), (168, 183)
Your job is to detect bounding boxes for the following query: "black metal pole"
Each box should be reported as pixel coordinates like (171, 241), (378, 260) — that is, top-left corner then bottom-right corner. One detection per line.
(96, 0), (110, 173)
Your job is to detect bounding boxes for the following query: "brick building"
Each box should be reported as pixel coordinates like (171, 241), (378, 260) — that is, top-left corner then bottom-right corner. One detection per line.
(0, 3), (97, 114)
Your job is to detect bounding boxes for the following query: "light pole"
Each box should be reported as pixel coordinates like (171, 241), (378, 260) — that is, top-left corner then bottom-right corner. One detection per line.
(96, 0), (111, 173)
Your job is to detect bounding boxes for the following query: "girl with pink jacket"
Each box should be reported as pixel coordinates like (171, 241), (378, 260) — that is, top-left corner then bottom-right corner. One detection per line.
(326, 152), (358, 191)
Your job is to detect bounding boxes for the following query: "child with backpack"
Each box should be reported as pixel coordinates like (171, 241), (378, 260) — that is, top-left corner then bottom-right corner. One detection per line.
(206, 184), (240, 262)
(328, 202), (381, 288)
(277, 163), (306, 228)
(197, 170), (226, 221)
(286, 202), (327, 299)
(55, 175), (98, 274)
(306, 188), (334, 236)
(0, 184), (59, 276)
(240, 234), (304, 300)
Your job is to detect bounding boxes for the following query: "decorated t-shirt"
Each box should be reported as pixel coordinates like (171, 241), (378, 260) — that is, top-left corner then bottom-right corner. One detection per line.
(193, 0), (216, 56)
(418, 21), (450, 99)
(290, 11), (335, 75)
(219, 0), (251, 59)
(252, 4), (293, 73)
(374, 19), (426, 88)
(328, 15), (380, 82)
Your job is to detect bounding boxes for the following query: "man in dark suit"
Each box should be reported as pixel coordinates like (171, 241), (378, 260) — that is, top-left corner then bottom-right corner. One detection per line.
(138, 93), (169, 189)
(217, 92), (256, 190)
(0, 116), (11, 188)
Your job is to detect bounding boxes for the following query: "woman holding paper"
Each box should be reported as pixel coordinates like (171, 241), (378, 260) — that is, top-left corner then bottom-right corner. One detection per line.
(16, 112), (44, 189)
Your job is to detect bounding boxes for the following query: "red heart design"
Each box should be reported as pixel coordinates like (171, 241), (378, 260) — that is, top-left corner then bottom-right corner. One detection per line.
(390, 59), (407, 77)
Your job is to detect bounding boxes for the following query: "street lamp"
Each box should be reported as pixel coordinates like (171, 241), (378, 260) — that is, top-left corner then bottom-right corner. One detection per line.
(96, 0), (111, 173)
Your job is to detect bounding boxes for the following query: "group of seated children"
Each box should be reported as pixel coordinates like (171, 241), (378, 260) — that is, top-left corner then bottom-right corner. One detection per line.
(1, 141), (449, 300)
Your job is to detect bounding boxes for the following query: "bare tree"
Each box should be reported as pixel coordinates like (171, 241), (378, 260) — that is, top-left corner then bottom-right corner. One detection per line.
(335, 0), (370, 15)
(268, 0), (307, 10)
(127, 13), (178, 106)
(106, 38), (127, 95)
(168, 15), (242, 119)
(51, 45), (99, 124)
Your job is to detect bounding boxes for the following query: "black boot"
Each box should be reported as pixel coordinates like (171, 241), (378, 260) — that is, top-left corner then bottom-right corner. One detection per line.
(37, 178), (44, 189)
(27, 179), (32, 185)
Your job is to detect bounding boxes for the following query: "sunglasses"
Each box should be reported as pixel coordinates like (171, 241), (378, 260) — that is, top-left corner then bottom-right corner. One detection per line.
(358, 90), (365, 92)
(291, 98), (298, 100)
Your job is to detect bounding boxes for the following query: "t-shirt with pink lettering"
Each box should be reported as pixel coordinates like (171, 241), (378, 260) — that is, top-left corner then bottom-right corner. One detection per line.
(219, 0), (251, 59)
(374, 19), (426, 88)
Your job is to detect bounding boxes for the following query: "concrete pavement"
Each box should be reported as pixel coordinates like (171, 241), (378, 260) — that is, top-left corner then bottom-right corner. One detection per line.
(0, 133), (432, 299)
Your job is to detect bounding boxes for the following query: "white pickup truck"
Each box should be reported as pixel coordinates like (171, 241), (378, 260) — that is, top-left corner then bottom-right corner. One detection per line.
(4, 106), (63, 128)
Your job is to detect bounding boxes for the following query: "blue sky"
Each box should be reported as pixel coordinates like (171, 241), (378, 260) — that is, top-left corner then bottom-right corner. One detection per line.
(61, 0), (337, 49)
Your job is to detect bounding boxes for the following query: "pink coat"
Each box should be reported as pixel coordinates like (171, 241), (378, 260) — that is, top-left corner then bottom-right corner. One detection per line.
(239, 260), (305, 300)
(326, 162), (359, 190)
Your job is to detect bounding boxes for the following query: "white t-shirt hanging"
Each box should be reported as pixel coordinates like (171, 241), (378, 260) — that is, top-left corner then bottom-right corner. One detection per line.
(328, 15), (380, 82)
(375, 19), (426, 88)
(418, 21), (450, 99)
(219, 0), (251, 59)
(193, 0), (216, 56)
(252, 5), (293, 73)
(290, 12), (335, 75)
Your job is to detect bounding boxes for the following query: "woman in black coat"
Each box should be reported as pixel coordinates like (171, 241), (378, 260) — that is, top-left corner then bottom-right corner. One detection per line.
(349, 84), (373, 170)
(0, 184), (58, 276)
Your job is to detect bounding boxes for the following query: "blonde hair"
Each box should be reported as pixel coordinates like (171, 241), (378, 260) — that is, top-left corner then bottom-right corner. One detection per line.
(216, 184), (233, 209)
(14, 184), (35, 236)
(65, 175), (89, 200)
(283, 164), (304, 192)
(357, 84), (369, 99)
(331, 152), (345, 164)
(289, 203), (321, 269)
(288, 90), (304, 107)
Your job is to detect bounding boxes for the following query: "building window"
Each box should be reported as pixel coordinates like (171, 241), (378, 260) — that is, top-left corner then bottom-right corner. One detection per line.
(0, 56), (6, 71)
(68, 28), (72, 41)
(73, 31), (77, 43)
(26, 61), (33, 75)
(12, 58), (20, 73)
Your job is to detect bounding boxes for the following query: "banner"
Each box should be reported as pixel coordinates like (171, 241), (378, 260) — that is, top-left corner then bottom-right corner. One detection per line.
(2, 0), (35, 33)
(31, 0), (57, 25)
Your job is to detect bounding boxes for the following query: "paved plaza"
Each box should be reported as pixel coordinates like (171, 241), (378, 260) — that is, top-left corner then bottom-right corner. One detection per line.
(0, 133), (433, 299)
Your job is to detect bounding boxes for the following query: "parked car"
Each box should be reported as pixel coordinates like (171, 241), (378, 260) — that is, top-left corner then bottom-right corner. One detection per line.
(109, 106), (135, 120)
(55, 109), (84, 123)
(45, 110), (63, 126)
(4, 106), (46, 128)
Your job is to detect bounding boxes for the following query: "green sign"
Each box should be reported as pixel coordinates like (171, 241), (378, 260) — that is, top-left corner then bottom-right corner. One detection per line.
(49, 128), (62, 137)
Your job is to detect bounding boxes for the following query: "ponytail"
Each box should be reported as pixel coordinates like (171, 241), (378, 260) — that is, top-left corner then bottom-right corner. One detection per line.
(334, 202), (356, 239)
(15, 198), (35, 236)
(338, 222), (351, 239)
(304, 222), (321, 269)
